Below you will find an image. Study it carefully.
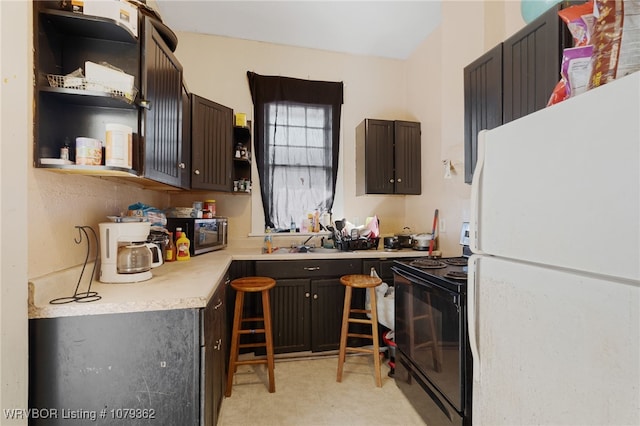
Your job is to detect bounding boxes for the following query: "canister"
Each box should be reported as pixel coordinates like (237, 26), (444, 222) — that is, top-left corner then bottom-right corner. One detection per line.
(75, 137), (102, 165)
(204, 200), (216, 216)
(105, 123), (133, 168)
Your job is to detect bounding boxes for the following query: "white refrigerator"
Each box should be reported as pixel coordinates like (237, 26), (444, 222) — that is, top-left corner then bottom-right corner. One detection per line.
(468, 72), (640, 425)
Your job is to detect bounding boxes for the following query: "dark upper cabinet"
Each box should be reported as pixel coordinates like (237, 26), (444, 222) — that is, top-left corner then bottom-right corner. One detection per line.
(502, 4), (571, 123)
(356, 119), (421, 195)
(190, 94), (233, 191)
(33, 4), (187, 189)
(141, 18), (185, 188)
(464, 43), (503, 184)
(463, 3), (573, 184)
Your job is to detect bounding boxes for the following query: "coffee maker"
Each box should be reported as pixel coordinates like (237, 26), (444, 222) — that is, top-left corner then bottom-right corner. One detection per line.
(98, 222), (163, 283)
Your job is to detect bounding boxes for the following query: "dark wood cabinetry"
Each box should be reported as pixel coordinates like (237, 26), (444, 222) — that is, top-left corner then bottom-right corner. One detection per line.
(33, 3), (187, 189)
(356, 119), (421, 195)
(190, 94), (233, 191)
(502, 5), (569, 123)
(29, 280), (228, 426)
(232, 125), (252, 193)
(255, 259), (362, 353)
(463, 3), (572, 184)
(463, 43), (503, 184)
(141, 19), (185, 188)
(202, 279), (228, 426)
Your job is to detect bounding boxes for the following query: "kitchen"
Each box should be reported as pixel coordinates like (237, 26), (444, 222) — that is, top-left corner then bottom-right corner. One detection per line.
(3, 1), (640, 425)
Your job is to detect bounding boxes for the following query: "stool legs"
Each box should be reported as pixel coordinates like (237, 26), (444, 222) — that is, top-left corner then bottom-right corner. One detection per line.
(336, 285), (352, 382)
(225, 289), (245, 397)
(262, 289), (275, 393)
(337, 285), (382, 387)
(225, 287), (275, 397)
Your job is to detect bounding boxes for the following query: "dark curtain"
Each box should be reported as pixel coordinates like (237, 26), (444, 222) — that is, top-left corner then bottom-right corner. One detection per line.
(247, 71), (344, 228)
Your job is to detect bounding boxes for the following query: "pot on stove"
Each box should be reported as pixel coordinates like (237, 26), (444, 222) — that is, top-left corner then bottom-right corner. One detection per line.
(411, 233), (433, 250)
(395, 227), (414, 248)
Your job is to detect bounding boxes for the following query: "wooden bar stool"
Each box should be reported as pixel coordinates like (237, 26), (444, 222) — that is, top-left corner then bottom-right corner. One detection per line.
(337, 274), (383, 387)
(225, 276), (276, 397)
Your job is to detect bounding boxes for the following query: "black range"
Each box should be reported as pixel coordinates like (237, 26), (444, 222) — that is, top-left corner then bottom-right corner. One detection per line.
(392, 255), (472, 426)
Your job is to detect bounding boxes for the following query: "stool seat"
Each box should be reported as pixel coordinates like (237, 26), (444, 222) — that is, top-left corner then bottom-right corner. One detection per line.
(226, 276), (276, 397)
(337, 273), (383, 387)
(340, 274), (382, 289)
(231, 276), (276, 292)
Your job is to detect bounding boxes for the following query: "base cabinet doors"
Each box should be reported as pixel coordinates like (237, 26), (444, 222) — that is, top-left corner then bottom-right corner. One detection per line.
(254, 259), (362, 354)
(268, 278), (349, 353)
(202, 280), (227, 426)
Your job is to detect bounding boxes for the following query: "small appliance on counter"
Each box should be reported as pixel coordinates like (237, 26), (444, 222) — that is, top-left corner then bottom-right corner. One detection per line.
(98, 222), (163, 283)
(166, 217), (228, 256)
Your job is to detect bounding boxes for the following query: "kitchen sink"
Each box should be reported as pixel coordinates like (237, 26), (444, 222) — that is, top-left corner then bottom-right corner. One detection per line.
(287, 246), (341, 254)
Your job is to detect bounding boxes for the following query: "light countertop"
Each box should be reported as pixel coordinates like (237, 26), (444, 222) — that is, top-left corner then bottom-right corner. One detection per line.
(29, 247), (436, 319)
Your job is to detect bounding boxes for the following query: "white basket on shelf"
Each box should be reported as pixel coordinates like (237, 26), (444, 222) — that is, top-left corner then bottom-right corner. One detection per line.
(46, 74), (137, 103)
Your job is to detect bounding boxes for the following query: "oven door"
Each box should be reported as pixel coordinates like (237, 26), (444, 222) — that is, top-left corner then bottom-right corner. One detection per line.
(393, 267), (466, 412)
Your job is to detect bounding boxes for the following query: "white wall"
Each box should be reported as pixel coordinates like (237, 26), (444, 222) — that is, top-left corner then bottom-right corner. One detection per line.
(1, 0), (29, 422)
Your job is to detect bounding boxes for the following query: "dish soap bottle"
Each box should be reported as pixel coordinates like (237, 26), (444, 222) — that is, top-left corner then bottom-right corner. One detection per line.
(263, 228), (273, 254)
(165, 232), (176, 262)
(175, 227), (191, 261)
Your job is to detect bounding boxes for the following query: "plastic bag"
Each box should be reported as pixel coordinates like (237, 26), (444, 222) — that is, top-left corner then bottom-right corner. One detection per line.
(365, 267), (395, 330)
(127, 202), (167, 227)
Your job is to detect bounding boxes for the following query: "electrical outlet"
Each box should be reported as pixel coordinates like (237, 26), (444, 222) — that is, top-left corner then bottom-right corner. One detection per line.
(439, 218), (446, 233)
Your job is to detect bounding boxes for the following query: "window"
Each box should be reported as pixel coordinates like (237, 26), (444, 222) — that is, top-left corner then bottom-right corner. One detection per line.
(265, 101), (333, 229)
(247, 72), (344, 230)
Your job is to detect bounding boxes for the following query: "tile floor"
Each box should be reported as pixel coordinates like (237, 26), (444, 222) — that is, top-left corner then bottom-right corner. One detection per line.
(218, 353), (426, 425)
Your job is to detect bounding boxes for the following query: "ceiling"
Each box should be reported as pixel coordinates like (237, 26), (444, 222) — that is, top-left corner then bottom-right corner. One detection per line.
(153, 1), (443, 60)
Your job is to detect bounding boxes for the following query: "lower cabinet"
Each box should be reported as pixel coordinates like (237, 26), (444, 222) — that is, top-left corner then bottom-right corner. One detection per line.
(202, 278), (228, 426)
(29, 280), (228, 426)
(255, 259), (363, 354)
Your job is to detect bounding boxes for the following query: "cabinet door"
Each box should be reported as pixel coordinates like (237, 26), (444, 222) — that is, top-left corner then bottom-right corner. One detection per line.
(141, 18), (185, 187)
(464, 43), (503, 184)
(180, 81), (192, 189)
(270, 279), (311, 353)
(394, 121), (421, 195)
(310, 278), (346, 352)
(357, 119), (395, 194)
(503, 4), (569, 123)
(191, 94), (233, 191)
(202, 278), (227, 426)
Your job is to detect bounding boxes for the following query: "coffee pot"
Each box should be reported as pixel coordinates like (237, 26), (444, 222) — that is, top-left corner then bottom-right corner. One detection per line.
(99, 222), (163, 283)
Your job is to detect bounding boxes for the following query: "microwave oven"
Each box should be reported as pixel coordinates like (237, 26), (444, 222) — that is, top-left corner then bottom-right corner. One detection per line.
(166, 217), (228, 256)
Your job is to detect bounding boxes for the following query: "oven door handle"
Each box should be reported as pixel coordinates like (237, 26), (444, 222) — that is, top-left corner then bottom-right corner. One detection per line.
(392, 267), (459, 299)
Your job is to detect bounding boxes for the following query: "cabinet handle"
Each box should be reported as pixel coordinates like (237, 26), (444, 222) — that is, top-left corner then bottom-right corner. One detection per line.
(303, 267), (320, 271)
(178, 162), (186, 169)
(397, 178), (402, 183)
(390, 178), (394, 183)
(215, 338), (222, 350)
(214, 299), (223, 310)
(305, 292), (310, 298)
(313, 294), (318, 300)
(194, 169), (200, 175)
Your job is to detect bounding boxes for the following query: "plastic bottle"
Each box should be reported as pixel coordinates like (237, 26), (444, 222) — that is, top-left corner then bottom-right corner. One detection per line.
(313, 210), (320, 232)
(290, 217), (296, 233)
(175, 227), (191, 261)
(263, 228), (273, 254)
(165, 232), (176, 262)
